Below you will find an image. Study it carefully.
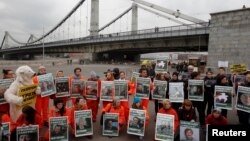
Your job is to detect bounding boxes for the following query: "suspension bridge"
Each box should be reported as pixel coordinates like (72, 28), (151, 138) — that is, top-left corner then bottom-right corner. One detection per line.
(0, 0), (248, 64)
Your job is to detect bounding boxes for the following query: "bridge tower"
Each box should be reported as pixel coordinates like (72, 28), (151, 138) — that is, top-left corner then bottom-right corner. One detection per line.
(90, 0), (99, 36)
(131, 3), (138, 32)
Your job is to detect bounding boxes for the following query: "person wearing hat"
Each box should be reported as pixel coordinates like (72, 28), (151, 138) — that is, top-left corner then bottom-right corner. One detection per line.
(129, 97), (149, 140)
(205, 108), (228, 125)
(178, 99), (197, 122)
(131, 97), (149, 126)
(102, 96), (125, 132)
(32, 65), (50, 126)
(86, 71), (101, 123)
(236, 71), (250, 125)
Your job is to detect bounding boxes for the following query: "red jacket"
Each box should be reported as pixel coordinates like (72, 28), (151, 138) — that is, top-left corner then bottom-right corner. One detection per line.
(16, 113), (43, 129)
(158, 107), (179, 133)
(205, 114), (228, 125)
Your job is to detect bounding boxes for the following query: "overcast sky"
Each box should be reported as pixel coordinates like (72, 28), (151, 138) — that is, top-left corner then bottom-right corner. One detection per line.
(1, 0), (250, 46)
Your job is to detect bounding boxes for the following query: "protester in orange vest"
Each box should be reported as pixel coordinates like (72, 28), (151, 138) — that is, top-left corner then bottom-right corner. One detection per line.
(44, 98), (71, 141)
(102, 96), (125, 132)
(118, 71), (130, 123)
(32, 65), (50, 127)
(69, 67), (85, 104)
(1, 69), (15, 115)
(131, 97), (150, 126)
(102, 71), (115, 108)
(70, 96), (91, 138)
(158, 99), (179, 135)
(86, 71), (101, 122)
(0, 111), (15, 132)
(16, 106), (43, 128)
(127, 97), (150, 140)
(14, 106), (43, 141)
(137, 68), (153, 109)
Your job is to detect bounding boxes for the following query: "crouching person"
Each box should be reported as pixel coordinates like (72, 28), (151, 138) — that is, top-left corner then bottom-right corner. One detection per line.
(11, 106), (43, 141)
(102, 96), (125, 135)
(44, 98), (71, 141)
(70, 96), (93, 139)
(129, 97), (150, 140)
(158, 99), (180, 140)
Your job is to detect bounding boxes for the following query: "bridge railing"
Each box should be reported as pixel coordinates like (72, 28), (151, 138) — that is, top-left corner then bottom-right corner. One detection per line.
(1, 22), (209, 50)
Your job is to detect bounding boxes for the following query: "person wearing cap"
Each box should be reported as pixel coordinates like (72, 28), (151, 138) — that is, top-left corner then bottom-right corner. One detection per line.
(131, 97), (149, 126)
(178, 99), (197, 122)
(138, 67), (153, 109)
(129, 97), (149, 140)
(158, 99), (179, 135)
(205, 108), (228, 125)
(86, 71), (101, 122)
(69, 67), (85, 105)
(236, 71), (250, 125)
(32, 65), (50, 126)
(102, 96), (125, 132)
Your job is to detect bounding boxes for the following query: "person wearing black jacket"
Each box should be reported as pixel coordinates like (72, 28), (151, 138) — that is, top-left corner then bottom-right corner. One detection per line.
(215, 74), (233, 118)
(236, 71), (250, 125)
(168, 72), (183, 112)
(189, 72), (206, 127)
(203, 70), (216, 115)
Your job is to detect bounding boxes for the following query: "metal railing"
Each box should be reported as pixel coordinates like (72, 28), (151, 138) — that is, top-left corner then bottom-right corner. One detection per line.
(1, 22), (209, 51)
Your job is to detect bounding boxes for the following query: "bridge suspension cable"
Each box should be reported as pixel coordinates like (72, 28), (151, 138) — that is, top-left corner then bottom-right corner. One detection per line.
(98, 6), (133, 33)
(136, 4), (187, 26)
(4, 0), (86, 46)
(131, 0), (206, 24)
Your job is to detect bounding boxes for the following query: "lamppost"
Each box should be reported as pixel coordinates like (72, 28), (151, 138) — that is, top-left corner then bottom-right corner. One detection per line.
(42, 26), (45, 64)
